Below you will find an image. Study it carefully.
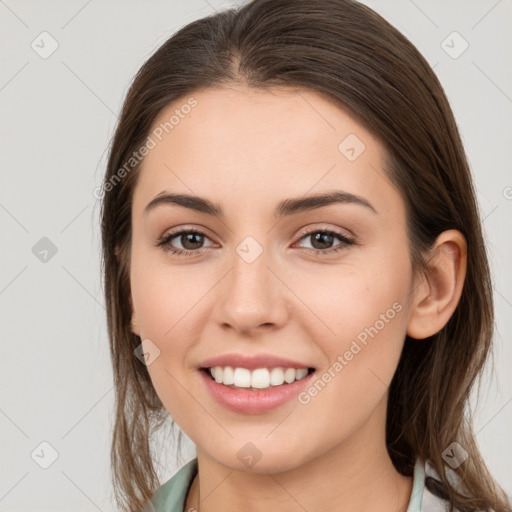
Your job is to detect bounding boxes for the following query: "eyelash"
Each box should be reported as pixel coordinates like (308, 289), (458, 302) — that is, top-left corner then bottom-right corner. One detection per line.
(156, 227), (355, 257)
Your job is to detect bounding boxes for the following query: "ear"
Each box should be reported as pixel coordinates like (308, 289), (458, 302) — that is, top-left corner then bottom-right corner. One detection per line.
(129, 294), (140, 337)
(116, 243), (139, 335)
(406, 229), (467, 340)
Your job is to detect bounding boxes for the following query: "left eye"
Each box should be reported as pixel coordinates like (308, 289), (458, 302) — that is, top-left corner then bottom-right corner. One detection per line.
(157, 228), (354, 256)
(295, 229), (355, 254)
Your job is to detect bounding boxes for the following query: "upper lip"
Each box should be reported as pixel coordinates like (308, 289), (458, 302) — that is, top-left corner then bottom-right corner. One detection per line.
(198, 353), (314, 371)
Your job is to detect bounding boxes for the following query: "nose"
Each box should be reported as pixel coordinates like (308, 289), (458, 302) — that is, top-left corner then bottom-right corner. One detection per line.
(213, 243), (290, 336)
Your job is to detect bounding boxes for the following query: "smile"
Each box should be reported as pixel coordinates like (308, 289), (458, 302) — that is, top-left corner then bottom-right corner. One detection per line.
(206, 366), (314, 390)
(199, 366), (317, 414)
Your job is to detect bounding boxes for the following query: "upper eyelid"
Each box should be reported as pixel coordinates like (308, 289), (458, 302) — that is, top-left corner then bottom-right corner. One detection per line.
(296, 225), (354, 240)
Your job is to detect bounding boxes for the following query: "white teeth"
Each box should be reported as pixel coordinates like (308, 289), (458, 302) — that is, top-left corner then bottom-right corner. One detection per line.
(283, 368), (296, 384)
(213, 366), (223, 383)
(208, 366), (311, 389)
(222, 366), (234, 385)
(251, 368), (270, 389)
(295, 368), (308, 380)
(233, 367), (251, 388)
(270, 367), (285, 386)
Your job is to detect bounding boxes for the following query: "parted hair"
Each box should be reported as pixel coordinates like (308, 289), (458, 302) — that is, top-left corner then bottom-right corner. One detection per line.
(100, 1), (511, 510)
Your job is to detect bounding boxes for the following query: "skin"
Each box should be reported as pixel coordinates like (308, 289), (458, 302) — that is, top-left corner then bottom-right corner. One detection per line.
(129, 85), (467, 512)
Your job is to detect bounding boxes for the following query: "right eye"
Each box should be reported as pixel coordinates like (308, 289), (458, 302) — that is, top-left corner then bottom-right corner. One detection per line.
(157, 229), (215, 256)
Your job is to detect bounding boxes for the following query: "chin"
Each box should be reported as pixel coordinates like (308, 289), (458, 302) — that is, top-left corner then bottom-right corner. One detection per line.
(202, 439), (313, 474)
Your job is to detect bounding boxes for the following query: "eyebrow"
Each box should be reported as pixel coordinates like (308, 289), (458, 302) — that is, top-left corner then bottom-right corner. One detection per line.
(144, 190), (377, 217)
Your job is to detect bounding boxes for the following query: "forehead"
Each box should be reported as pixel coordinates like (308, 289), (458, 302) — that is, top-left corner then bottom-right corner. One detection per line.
(132, 85), (397, 219)
(147, 85), (366, 154)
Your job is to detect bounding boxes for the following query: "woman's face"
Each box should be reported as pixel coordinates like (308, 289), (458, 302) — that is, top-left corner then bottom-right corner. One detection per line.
(129, 85), (418, 472)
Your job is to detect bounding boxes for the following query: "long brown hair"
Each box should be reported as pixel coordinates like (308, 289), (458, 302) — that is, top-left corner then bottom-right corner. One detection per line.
(100, 0), (511, 510)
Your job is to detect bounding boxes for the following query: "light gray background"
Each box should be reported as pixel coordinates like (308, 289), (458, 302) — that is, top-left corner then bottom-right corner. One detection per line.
(1, 0), (511, 510)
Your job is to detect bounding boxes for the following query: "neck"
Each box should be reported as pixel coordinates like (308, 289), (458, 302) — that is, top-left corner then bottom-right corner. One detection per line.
(185, 401), (413, 512)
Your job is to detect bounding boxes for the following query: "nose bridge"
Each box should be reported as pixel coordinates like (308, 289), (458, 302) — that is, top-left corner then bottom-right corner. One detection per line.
(214, 235), (288, 333)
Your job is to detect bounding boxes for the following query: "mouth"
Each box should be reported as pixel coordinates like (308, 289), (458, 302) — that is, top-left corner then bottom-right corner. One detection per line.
(200, 366), (316, 391)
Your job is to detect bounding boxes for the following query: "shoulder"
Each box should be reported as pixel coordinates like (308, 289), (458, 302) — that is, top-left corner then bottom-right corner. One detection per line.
(143, 458), (198, 512)
(408, 458), (451, 512)
(420, 460), (452, 512)
(418, 459), (486, 512)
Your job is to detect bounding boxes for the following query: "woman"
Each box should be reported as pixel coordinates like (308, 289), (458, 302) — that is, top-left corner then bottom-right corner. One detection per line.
(99, 0), (511, 511)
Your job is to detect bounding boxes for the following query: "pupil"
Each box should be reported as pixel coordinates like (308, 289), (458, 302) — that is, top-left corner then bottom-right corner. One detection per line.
(312, 232), (332, 250)
(182, 233), (203, 250)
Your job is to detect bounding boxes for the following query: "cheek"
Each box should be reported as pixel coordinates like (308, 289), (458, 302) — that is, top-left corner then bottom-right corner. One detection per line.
(130, 242), (207, 342)
(129, 247), (196, 372)
(288, 243), (411, 352)
(290, 244), (411, 416)
(130, 252), (207, 426)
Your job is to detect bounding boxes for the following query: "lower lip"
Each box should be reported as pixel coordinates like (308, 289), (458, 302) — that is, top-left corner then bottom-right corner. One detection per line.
(199, 369), (315, 414)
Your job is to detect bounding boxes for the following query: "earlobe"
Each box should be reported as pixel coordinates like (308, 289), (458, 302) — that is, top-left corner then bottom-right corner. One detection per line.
(129, 295), (140, 336)
(406, 230), (467, 340)
(130, 317), (139, 336)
